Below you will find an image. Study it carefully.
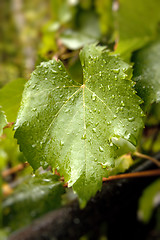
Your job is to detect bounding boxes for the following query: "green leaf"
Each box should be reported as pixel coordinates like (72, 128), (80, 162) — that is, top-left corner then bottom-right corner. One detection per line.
(0, 78), (26, 122)
(132, 40), (160, 111)
(14, 43), (143, 205)
(115, 0), (160, 61)
(114, 38), (150, 63)
(2, 173), (65, 231)
(138, 179), (160, 223)
(0, 108), (7, 136)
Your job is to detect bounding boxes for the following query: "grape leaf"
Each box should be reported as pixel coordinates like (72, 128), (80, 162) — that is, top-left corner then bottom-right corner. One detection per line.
(2, 173), (65, 231)
(132, 40), (160, 111)
(115, 0), (160, 61)
(14, 43), (143, 205)
(0, 108), (7, 136)
(0, 78), (26, 122)
(138, 179), (160, 223)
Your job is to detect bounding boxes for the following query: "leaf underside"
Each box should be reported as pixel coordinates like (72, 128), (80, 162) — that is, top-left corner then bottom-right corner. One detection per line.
(15, 44), (143, 204)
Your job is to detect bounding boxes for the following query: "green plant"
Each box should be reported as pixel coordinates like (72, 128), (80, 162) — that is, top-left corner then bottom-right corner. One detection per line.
(1, 0), (160, 239)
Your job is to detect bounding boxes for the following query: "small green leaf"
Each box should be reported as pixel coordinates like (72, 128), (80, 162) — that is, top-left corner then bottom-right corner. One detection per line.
(0, 108), (7, 136)
(132, 40), (160, 111)
(138, 179), (160, 223)
(0, 78), (26, 122)
(2, 173), (65, 231)
(15, 43), (143, 205)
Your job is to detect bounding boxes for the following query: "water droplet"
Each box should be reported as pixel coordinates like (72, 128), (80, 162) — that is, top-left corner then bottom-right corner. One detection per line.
(32, 144), (36, 148)
(92, 128), (96, 133)
(51, 69), (57, 74)
(114, 76), (118, 80)
(60, 140), (64, 146)
(128, 117), (135, 122)
(81, 133), (86, 140)
(92, 93), (96, 101)
(58, 65), (62, 70)
(108, 85), (111, 90)
(121, 74), (126, 79)
(113, 69), (120, 74)
(112, 94), (115, 99)
(121, 101), (125, 106)
(32, 84), (36, 89)
(99, 146), (104, 152)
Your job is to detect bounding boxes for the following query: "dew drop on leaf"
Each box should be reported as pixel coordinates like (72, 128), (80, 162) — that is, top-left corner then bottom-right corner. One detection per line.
(99, 146), (104, 152)
(128, 117), (135, 122)
(81, 133), (86, 140)
(113, 69), (120, 74)
(121, 100), (125, 106)
(92, 93), (96, 101)
(60, 140), (64, 146)
(92, 128), (96, 133)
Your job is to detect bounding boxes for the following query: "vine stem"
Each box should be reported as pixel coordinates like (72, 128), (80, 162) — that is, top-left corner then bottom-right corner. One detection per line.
(102, 169), (160, 182)
(2, 162), (29, 178)
(133, 151), (160, 167)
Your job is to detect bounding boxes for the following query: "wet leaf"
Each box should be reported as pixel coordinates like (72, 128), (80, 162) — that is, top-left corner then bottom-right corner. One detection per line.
(14, 43), (143, 205)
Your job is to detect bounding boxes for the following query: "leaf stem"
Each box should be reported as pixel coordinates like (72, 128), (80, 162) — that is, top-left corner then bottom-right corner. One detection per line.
(103, 169), (160, 182)
(133, 151), (160, 167)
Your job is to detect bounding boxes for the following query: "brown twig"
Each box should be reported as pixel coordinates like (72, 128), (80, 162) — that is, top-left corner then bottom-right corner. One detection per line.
(2, 162), (29, 178)
(133, 151), (160, 167)
(103, 169), (160, 182)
